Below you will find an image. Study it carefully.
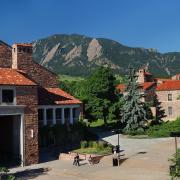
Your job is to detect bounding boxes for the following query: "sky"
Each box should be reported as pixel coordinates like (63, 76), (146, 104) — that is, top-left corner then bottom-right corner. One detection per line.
(0, 0), (180, 53)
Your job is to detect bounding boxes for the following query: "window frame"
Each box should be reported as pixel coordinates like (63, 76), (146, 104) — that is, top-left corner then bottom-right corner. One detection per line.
(168, 106), (173, 116)
(0, 87), (16, 105)
(46, 108), (53, 126)
(55, 108), (62, 124)
(38, 109), (44, 127)
(168, 93), (172, 101)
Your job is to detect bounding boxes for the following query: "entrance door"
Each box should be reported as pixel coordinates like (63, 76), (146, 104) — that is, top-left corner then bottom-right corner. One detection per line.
(0, 115), (21, 167)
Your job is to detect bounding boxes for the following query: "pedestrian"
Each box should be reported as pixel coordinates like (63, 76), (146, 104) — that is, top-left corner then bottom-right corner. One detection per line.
(73, 154), (77, 166)
(73, 153), (80, 166)
(88, 155), (92, 165)
(113, 146), (117, 155)
(76, 153), (80, 166)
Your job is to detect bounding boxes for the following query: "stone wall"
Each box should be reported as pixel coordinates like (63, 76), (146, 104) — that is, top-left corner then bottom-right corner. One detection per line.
(12, 44), (58, 88)
(137, 69), (145, 83)
(16, 85), (39, 166)
(172, 74), (180, 80)
(144, 85), (156, 102)
(0, 42), (12, 68)
(156, 90), (180, 121)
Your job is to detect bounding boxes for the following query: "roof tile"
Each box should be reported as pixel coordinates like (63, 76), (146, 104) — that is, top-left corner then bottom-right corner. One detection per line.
(156, 80), (180, 91)
(0, 68), (36, 86)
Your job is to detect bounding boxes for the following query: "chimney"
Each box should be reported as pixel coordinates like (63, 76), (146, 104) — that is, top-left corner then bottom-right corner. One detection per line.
(137, 68), (145, 83)
(12, 43), (33, 70)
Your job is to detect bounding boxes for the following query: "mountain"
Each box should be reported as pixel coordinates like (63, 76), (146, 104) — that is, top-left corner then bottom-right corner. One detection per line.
(32, 34), (180, 77)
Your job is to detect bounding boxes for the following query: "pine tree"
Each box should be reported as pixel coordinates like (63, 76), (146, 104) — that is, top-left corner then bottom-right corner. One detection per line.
(152, 94), (166, 124)
(121, 68), (148, 132)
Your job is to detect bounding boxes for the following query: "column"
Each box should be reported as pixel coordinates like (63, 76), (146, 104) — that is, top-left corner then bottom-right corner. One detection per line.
(70, 108), (73, 124)
(61, 108), (65, 124)
(43, 108), (47, 125)
(53, 108), (56, 125)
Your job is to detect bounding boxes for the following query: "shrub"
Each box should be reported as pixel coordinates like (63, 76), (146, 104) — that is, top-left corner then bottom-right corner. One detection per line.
(80, 141), (88, 149)
(98, 141), (106, 150)
(88, 141), (94, 148)
(39, 122), (98, 148)
(124, 129), (146, 136)
(0, 167), (15, 180)
(147, 118), (180, 138)
(169, 149), (180, 178)
(92, 141), (98, 149)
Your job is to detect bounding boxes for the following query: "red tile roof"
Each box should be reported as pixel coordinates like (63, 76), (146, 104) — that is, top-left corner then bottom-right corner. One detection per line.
(156, 80), (180, 91)
(0, 68), (36, 86)
(144, 72), (152, 76)
(139, 82), (155, 90)
(116, 84), (126, 92)
(14, 43), (32, 47)
(46, 88), (82, 105)
(117, 82), (155, 92)
(155, 78), (173, 82)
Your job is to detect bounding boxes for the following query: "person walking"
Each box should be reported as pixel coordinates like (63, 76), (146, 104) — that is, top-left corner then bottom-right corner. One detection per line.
(76, 153), (80, 166)
(73, 154), (77, 166)
(73, 153), (80, 166)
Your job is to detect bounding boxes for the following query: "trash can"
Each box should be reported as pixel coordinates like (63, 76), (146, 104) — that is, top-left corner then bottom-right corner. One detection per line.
(113, 157), (118, 166)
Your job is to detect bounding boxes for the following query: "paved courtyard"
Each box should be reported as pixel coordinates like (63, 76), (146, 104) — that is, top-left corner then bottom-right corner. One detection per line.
(10, 135), (178, 180)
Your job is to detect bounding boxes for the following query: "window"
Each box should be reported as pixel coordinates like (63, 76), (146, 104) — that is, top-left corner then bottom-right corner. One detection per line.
(2, 89), (14, 104)
(56, 108), (61, 124)
(18, 47), (22, 52)
(64, 108), (70, 124)
(38, 109), (44, 127)
(168, 107), (173, 116)
(168, 94), (172, 101)
(46, 109), (53, 125)
(23, 48), (26, 53)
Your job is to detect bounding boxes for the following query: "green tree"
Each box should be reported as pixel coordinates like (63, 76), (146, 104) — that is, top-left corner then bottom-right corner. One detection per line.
(121, 68), (148, 132)
(151, 94), (165, 124)
(78, 67), (121, 124)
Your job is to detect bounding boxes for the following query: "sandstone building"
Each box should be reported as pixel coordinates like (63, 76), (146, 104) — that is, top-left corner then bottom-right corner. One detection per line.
(0, 41), (82, 167)
(117, 68), (180, 121)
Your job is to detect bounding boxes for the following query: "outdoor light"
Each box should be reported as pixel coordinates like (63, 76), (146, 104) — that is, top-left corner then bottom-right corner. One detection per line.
(30, 129), (34, 138)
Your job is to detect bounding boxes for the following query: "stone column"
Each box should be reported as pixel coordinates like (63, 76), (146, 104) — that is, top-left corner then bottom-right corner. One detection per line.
(70, 108), (73, 124)
(61, 108), (65, 124)
(43, 108), (47, 125)
(53, 108), (56, 125)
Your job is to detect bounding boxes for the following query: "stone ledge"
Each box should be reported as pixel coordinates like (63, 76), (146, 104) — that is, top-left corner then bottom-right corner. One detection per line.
(59, 152), (104, 161)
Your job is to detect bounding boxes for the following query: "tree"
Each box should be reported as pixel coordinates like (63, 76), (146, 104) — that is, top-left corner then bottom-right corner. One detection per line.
(78, 67), (121, 124)
(151, 94), (166, 125)
(121, 68), (148, 132)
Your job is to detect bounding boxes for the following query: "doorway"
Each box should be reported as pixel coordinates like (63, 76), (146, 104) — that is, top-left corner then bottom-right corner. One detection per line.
(0, 115), (22, 167)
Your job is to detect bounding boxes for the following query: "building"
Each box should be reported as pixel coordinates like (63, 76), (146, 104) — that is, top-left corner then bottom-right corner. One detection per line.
(117, 68), (180, 121)
(0, 41), (82, 167)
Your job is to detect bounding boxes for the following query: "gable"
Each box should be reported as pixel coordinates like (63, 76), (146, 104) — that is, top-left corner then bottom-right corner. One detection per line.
(0, 41), (12, 68)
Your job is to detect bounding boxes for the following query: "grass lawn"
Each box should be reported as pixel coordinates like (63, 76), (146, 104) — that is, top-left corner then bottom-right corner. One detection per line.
(127, 135), (152, 139)
(90, 119), (104, 128)
(89, 119), (121, 132)
(59, 75), (84, 82)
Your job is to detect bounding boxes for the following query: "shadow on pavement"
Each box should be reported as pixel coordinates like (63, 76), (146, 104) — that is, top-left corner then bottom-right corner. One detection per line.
(11, 167), (51, 180)
(119, 158), (129, 165)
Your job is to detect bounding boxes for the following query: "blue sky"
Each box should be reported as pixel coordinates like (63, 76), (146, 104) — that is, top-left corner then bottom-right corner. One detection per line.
(0, 0), (180, 52)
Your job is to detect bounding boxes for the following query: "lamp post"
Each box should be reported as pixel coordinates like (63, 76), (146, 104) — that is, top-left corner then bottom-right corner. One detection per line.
(112, 129), (121, 153)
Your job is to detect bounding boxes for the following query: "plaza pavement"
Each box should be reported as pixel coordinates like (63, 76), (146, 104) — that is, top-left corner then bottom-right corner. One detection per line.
(10, 134), (178, 180)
